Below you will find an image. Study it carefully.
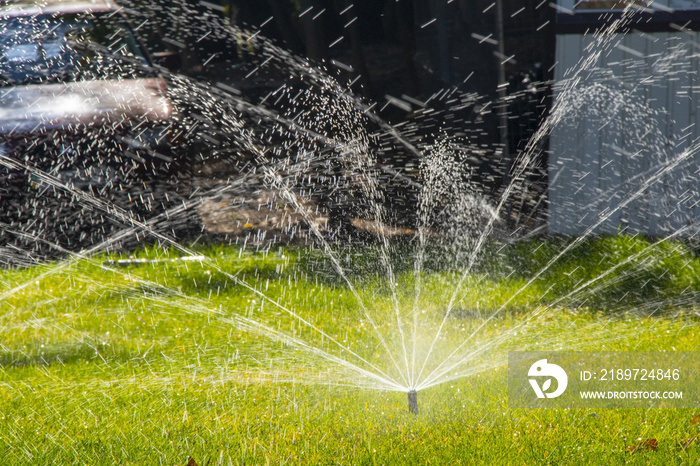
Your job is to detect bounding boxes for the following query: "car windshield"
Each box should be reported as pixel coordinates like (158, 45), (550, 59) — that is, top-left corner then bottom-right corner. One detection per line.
(0, 11), (152, 86)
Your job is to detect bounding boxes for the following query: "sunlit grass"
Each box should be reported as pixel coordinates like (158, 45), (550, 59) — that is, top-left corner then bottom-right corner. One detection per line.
(2, 237), (700, 464)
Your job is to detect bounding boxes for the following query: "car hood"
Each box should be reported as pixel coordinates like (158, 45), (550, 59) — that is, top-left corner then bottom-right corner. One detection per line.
(0, 77), (173, 135)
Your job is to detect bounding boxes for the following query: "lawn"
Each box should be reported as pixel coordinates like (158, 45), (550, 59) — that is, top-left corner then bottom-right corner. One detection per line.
(2, 236), (700, 465)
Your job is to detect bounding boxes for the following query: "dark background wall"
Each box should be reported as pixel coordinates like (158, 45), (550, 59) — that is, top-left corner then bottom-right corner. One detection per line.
(220, 0), (555, 102)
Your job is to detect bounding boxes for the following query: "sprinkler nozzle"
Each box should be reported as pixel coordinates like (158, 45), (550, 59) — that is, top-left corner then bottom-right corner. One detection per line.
(408, 390), (418, 415)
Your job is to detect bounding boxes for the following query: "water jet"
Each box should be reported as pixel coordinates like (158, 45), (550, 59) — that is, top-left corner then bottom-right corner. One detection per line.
(2, 0), (700, 422)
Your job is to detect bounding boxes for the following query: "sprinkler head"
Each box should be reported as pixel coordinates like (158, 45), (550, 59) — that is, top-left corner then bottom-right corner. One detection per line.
(407, 390), (418, 415)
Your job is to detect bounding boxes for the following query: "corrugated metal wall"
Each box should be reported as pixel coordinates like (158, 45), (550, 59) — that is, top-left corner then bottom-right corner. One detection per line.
(549, 30), (700, 236)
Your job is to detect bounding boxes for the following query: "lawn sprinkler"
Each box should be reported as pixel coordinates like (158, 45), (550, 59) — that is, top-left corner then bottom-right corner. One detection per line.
(408, 390), (418, 415)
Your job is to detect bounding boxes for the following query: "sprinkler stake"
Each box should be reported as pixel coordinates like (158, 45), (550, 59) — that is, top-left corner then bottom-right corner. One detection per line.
(408, 390), (418, 415)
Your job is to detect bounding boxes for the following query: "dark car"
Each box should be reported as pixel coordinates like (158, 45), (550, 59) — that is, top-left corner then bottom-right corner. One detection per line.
(0, 0), (186, 260)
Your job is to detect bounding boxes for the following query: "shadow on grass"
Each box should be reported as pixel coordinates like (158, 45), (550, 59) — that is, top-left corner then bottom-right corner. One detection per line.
(0, 341), (131, 368)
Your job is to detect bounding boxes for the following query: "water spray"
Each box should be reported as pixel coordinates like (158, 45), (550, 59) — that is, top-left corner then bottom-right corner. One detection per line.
(408, 390), (418, 415)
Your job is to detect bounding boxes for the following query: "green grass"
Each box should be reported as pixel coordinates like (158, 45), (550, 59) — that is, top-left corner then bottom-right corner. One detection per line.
(2, 236), (700, 464)
(491, 235), (700, 310)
